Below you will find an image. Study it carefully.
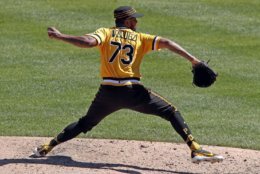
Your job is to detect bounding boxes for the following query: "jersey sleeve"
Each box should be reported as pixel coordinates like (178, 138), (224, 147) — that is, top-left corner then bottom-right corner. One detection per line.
(141, 33), (161, 54)
(85, 28), (106, 46)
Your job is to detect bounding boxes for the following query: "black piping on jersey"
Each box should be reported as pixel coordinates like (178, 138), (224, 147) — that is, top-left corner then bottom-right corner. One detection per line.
(103, 77), (140, 81)
(152, 36), (158, 50)
(93, 34), (102, 44)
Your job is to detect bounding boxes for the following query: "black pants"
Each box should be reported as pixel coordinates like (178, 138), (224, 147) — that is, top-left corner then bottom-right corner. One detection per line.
(55, 84), (194, 145)
(75, 84), (193, 142)
(78, 84), (176, 132)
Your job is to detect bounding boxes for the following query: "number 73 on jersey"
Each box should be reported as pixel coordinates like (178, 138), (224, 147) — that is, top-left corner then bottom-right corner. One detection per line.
(109, 41), (134, 65)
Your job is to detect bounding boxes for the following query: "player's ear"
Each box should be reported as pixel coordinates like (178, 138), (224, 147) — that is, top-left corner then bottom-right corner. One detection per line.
(124, 19), (131, 27)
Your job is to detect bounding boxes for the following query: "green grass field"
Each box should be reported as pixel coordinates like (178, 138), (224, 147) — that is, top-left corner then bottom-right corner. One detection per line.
(1, 0), (259, 150)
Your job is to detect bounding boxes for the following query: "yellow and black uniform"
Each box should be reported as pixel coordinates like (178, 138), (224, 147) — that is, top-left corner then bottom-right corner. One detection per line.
(86, 27), (160, 85)
(34, 6), (225, 161)
(52, 27), (198, 151)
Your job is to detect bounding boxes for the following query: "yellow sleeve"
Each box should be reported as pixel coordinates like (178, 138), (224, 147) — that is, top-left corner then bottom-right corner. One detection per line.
(141, 33), (161, 54)
(85, 28), (107, 45)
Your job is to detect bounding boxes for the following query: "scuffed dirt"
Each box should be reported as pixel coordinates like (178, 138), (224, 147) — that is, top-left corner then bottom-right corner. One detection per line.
(0, 136), (260, 174)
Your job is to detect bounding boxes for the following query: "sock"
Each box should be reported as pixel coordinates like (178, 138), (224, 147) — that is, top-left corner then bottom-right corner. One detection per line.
(188, 140), (201, 151)
(170, 111), (201, 151)
(48, 138), (59, 147)
(48, 121), (83, 147)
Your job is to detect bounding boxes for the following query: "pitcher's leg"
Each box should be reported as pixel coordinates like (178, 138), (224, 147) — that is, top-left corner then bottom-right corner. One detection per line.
(32, 101), (119, 157)
(130, 88), (223, 163)
(32, 85), (121, 157)
(131, 89), (201, 151)
(51, 100), (119, 145)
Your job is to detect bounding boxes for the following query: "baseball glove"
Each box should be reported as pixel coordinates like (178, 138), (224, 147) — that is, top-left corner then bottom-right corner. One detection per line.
(192, 61), (218, 88)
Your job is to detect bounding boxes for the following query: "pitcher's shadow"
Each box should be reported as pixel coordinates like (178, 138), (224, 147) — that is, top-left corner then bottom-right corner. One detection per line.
(0, 155), (198, 174)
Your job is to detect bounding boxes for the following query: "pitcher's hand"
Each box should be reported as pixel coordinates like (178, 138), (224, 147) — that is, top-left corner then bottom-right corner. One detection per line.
(47, 27), (62, 39)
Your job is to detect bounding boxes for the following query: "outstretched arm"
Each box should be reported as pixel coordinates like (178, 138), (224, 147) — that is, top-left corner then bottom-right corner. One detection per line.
(158, 37), (201, 66)
(47, 27), (98, 48)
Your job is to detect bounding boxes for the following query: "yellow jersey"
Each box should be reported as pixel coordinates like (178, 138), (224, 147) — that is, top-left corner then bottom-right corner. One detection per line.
(86, 27), (160, 80)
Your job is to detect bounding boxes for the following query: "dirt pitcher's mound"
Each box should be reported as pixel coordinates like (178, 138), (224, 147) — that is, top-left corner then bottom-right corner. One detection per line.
(0, 137), (259, 174)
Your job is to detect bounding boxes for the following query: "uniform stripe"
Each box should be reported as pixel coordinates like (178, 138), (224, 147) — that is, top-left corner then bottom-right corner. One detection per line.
(102, 79), (141, 86)
(115, 9), (135, 17)
(151, 91), (178, 111)
(114, 9), (136, 19)
(103, 77), (140, 81)
(86, 34), (102, 45)
(115, 12), (134, 19)
(103, 79), (140, 83)
(93, 34), (102, 45)
(101, 82), (141, 86)
(152, 36), (158, 50)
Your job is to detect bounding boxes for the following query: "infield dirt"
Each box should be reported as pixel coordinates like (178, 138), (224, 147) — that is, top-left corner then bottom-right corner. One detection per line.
(0, 136), (259, 174)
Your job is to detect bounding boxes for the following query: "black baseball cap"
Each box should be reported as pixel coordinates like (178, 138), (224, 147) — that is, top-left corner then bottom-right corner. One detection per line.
(114, 6), (143, 19)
